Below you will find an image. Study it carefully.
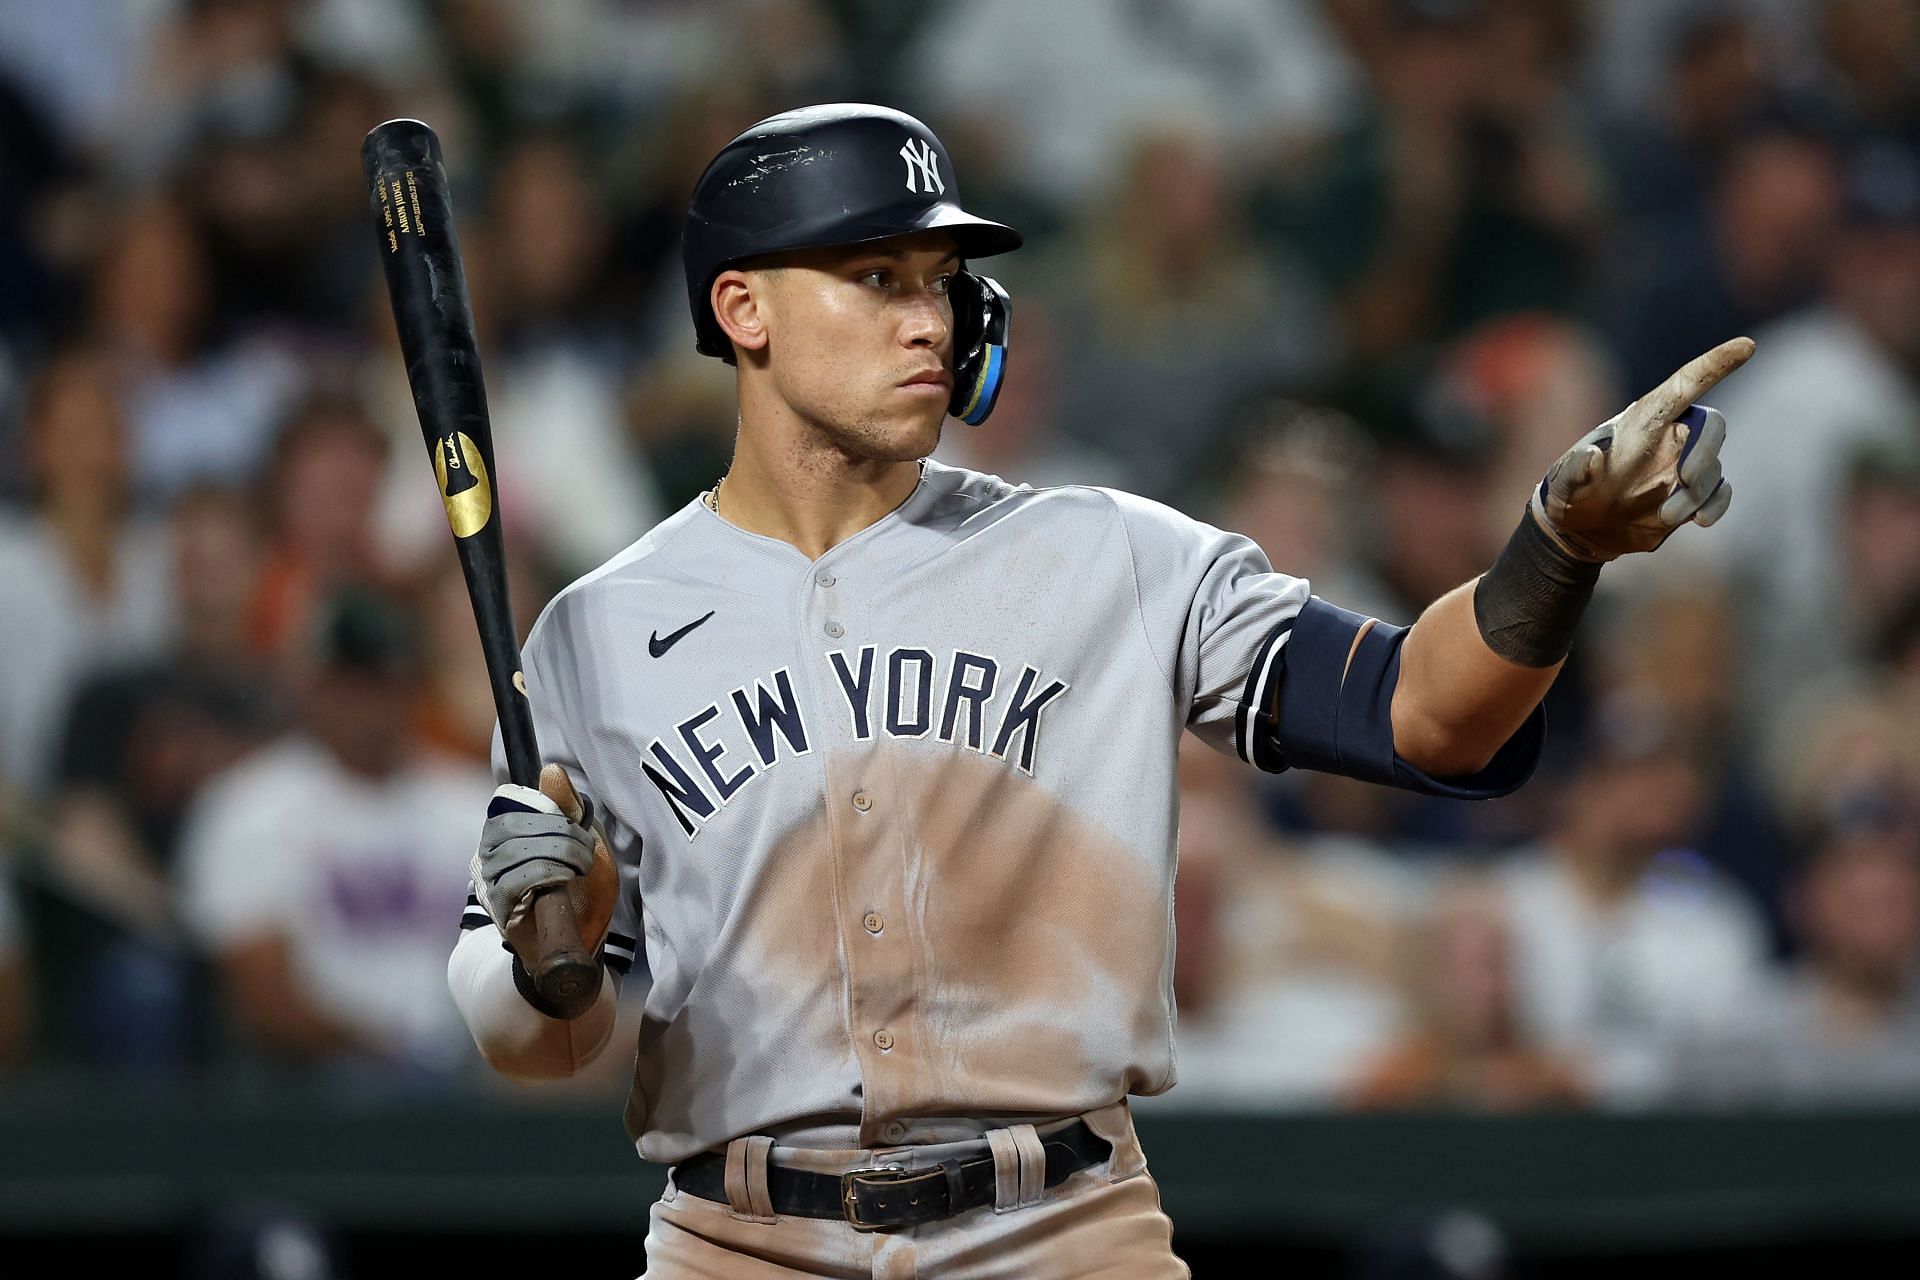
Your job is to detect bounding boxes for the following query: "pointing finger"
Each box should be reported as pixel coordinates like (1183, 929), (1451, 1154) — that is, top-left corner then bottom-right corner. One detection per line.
(1639, 337), (1755, 426)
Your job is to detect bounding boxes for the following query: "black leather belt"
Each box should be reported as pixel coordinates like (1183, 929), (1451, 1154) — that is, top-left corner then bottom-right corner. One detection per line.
(671, 1120), (1111, 1230)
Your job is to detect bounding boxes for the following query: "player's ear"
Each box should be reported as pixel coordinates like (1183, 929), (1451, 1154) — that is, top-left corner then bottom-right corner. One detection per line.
(711, 269), (771, 357)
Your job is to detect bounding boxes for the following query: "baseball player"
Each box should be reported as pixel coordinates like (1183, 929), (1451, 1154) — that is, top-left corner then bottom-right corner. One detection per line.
(447, 104), (1751, 1278)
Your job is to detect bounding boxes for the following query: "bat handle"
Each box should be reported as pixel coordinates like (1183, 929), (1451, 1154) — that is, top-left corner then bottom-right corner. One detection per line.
(529, 886), (603, 1017)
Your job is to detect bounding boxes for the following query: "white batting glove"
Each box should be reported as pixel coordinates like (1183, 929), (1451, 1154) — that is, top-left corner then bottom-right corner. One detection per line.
(470, 781), (596, 937)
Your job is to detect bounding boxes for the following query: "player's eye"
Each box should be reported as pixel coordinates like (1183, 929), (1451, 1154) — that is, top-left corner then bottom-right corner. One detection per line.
(858, 269), (891, 288)
(930, 274), (953, 297)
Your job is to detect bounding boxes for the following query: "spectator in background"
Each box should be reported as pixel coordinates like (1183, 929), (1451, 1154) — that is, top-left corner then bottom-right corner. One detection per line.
(932, 303), (1129, 491)
(1603, 117), (1842, 397)
(1497, 706), (1773, 1104)
(1348, 874), (1588, 1111)
(1581, 579), (1793, 952)
(176, 67), (395, 338)
(1758, 442), (1920, 800)
(905, 0), (1360, 212)
(42, 485), (278, 1066)
(1426, 313), (1624, 533)
(0, 870), (28, 1069)
(0, 70), (71, 392)
(1260, 382), (1540, 851)
(176, 587), (491, 1083)
(1050, 125), (1331, 497)
(1207, 397), (1373, 596)
(1678, 803), (1920, 1105)
(407, 544), (552, 768)
(250, 394), (393, 672)
(0, 348), (172, 796)
(475, 131), (662, 576)
(1160, 741), (1410, 1107)
(368, 131), (662, 580)
(88, 195), (304, 498)
(1288, 0), (1601, 363)
(124, 0), (306, 180)
(1596, 5), (1793, 225)
(1812, 0), (1920, 145)
(1338, 384), (1500, 637)
(1684, 140), (1920, 719)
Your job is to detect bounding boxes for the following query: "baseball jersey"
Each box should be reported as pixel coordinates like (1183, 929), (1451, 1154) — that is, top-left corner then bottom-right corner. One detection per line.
(462, 461), (1542, 1163)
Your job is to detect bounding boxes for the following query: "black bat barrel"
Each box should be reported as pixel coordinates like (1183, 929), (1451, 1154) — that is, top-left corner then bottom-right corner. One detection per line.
(361, 119), (538, 788)
(361, 118), (599, 1017)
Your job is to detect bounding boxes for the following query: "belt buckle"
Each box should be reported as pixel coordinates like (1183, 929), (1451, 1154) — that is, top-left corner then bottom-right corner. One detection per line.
(841, 1164), (910, 1231)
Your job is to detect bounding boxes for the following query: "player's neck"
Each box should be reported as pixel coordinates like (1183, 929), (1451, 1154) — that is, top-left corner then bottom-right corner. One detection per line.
(717, 418), (924, 561)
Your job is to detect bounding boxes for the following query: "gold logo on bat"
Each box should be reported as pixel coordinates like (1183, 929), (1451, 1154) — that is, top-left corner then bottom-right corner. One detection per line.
(433, 432), (492, 538)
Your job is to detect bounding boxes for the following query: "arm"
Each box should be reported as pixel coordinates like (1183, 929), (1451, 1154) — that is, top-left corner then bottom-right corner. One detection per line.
(220, 933), (379, 1058)
(1392, 584), (1561, 779)
(0, 953), (28, 1067)
(457, 763), (623, 1081)
(1390, 337), (1755, 779)
(449, 928), (619, 1081)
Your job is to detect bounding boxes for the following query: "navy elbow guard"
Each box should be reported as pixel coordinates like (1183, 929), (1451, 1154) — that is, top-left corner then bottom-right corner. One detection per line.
(1265, 597), (1545, 798)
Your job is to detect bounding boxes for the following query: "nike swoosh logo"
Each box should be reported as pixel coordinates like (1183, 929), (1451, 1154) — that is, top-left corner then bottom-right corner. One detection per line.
(649, 611), (715, 658)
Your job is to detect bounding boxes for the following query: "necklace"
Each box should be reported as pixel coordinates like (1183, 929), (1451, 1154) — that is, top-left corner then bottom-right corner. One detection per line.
(704, 476), (725, 514)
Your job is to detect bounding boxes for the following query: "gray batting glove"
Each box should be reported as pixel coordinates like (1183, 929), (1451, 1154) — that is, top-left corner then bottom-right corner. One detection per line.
(469, 781), (596, 936)
(1530, 337), (1754, 561)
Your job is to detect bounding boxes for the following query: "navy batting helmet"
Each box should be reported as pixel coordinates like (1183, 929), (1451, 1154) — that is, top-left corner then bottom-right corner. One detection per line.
(682, 103), (1021, 425)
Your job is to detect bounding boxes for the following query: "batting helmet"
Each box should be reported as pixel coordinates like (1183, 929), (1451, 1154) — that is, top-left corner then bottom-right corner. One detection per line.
(682, 103), (1022, 425)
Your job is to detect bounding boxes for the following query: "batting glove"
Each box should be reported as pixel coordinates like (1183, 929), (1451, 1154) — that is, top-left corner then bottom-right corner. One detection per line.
(471, 764), (616, 956)
(1531, 337), (1753, 561)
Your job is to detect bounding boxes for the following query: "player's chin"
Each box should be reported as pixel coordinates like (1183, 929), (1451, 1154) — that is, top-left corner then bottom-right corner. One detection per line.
(870, 402), (947, 460)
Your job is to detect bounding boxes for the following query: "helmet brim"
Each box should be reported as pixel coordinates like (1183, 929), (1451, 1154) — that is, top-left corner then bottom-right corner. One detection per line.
(744, 202), (1022, 265)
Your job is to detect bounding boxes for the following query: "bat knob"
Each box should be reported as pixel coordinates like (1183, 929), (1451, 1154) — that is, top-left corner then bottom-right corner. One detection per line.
(536, 952), (602, 1010)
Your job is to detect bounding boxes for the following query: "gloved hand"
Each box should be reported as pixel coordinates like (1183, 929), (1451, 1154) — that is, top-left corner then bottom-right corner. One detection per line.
(471, 763), (617, 960)
(1530, 337), (1754, 561)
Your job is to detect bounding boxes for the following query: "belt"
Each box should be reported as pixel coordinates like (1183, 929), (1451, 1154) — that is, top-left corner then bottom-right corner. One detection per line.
(671, 1120), (1112, 1231)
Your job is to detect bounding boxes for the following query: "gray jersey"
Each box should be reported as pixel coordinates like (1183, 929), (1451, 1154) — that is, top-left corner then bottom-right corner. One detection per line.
(461, 461), (1538, 1163)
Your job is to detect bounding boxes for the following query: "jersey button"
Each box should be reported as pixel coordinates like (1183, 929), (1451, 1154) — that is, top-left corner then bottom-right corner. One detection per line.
(881, 1121), (908, 1144)
(852, 789), (872, 812)
(863, 912), (884, 935)
(815, 571), (836, 587)
(824, 620), (844, 639)
(873, 1029), (894, 1052)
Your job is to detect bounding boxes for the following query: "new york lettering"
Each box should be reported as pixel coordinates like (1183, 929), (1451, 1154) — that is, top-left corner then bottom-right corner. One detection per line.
(644, 647), (1067, 839)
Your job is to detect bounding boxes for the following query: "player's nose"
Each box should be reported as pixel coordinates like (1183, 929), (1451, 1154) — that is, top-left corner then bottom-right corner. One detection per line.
(899, 288), (951, 351)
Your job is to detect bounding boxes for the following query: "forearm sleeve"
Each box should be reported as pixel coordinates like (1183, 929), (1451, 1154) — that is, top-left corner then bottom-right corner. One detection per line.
(448, 927), (620, 1081)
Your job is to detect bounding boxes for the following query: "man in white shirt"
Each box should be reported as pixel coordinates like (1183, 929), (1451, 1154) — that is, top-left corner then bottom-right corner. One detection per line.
(1677, 142), (1920, 716)
(178, 588), (491, 1078)
(1497, 708), (1772, 1103)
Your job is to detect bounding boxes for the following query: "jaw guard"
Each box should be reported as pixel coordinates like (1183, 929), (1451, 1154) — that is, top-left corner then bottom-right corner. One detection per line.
(949, 271), (1011, 425)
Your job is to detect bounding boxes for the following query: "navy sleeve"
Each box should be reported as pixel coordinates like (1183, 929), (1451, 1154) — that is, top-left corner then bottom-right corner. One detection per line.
(1265, 597), (1544, 799)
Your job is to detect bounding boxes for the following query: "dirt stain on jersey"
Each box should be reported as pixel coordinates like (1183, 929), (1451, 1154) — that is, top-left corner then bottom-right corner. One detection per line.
(739, 744), (1173, 1137)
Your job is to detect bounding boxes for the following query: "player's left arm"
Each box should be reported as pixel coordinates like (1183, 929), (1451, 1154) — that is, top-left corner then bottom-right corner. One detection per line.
(1389, 337), (1754, 778)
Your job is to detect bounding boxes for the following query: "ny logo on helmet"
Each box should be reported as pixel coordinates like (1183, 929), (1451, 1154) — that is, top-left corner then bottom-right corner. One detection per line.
(899, 138), (944, 195)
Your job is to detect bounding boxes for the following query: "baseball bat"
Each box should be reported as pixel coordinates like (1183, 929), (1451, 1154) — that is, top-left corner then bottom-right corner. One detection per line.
(360, 118), (602, 1019)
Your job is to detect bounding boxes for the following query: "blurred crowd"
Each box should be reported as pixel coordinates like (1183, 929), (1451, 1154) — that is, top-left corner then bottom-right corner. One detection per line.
(3, 0), (1920, 1120)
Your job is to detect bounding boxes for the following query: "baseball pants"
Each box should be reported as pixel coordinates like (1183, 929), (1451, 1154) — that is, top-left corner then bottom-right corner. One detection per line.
(638, 1101), (1189, 1279)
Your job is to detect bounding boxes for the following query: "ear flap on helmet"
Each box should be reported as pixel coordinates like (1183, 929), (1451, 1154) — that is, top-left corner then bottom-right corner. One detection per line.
(947, 271), (1011, 425)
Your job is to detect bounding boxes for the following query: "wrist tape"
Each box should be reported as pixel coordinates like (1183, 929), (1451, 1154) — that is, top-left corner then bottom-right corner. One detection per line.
(1473, 511), (1602, 667)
